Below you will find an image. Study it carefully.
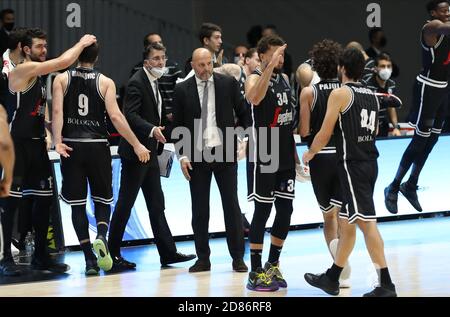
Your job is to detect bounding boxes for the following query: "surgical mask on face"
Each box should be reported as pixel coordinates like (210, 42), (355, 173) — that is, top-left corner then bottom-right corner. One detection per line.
(378, 68), (392, 81)
(233, 56), (241, 64)
(148, 66), (168, 79)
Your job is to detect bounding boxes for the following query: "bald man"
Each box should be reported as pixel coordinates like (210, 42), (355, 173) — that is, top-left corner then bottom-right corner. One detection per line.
(172, 48), (249, 273)
(346, 41), (375, 81)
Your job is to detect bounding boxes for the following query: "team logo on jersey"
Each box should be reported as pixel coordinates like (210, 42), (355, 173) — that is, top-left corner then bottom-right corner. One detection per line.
(30, 98), (46, 117)
(444, 51), (450, 66)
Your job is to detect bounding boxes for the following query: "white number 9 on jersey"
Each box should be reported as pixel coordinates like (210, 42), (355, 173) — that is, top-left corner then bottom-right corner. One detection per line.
(360, 109), (376, 133)
(78, 94), (89, 116)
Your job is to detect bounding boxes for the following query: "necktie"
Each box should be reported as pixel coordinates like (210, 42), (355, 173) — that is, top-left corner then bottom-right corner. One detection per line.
(155, 80), (161, 120)
(201, 80), (209, 149)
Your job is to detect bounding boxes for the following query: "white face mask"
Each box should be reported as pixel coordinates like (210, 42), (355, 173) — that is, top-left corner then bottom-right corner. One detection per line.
(378, 68), (392, 81)
(148, 66), (168, 79)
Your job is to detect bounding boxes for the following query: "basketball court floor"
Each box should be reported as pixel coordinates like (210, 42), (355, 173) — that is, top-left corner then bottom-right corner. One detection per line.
(0, 215), (449, 297)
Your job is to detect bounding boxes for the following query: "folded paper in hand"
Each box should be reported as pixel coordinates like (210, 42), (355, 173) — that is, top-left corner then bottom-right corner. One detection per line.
(158, 145), (175, 178)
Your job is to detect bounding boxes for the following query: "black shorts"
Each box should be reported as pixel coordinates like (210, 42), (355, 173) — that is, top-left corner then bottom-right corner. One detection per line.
(408, 79), (448, 137)
(309, 153), (342, 213)
(337, 160), (378, 224)
(247, 162), (295, 204)
(60, 142), (113, 206)
(10, 138), (53, 198)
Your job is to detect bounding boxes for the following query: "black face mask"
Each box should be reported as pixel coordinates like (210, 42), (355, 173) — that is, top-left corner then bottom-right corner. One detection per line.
(379, 36), (387, 48)
(3, 22), (14, 31)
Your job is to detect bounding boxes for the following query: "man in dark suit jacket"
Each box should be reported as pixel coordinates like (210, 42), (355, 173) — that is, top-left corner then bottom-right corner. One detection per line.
(172, 48), (248, 273)
(108, 42), (195, 271)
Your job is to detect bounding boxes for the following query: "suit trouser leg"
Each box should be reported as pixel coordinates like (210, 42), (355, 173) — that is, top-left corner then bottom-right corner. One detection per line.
(141, 167), (177, 259)
(213, 163), (245, 260)
(108, 159), (147, 257)
(189, 163), (213, 261)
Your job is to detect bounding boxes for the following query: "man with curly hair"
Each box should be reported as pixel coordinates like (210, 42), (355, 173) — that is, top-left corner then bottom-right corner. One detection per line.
(299, 39), (351, 288)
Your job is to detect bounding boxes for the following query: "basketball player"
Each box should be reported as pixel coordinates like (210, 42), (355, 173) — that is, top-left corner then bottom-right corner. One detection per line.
(384, 0), (450, 214)
(299, 39), (351, 288)
(0, 29), (96, 276)
(52, 43), (150, 275)
(302, 47), (397, 297)
(0, 105), (15, 263)
(245, 35), (296, 292)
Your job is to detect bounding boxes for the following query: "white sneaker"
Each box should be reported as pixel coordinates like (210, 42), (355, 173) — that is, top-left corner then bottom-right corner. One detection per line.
(328, 239), (352, 288)
(295, 163), (311, 183)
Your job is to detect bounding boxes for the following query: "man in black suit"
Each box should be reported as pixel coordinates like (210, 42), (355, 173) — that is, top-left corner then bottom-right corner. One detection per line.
(172, 48), (248, 273)
(0, 9), (15, 56)
(108, 42), (195, 271)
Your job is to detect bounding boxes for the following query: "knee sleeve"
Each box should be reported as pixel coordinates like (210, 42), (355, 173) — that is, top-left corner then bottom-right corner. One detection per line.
(249, 201), (272, 244)
(271, 198), (293, 240)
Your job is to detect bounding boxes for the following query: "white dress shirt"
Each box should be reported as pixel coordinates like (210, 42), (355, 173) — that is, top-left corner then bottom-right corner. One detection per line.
(195, 74), (222, 148)
(143, 67), (162, 138)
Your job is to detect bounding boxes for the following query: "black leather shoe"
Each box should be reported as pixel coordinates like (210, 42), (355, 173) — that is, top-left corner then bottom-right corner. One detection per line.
(111, 255), (136, 272)
(232, 259), (248, 272)
(161, 252), (196, 266)
(188, 259), (211, 273)
(0, 257), (22, 276)
(31, 256), (70, 274)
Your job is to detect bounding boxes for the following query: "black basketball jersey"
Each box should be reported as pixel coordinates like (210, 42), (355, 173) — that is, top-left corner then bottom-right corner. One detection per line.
(9, 76), (47, 139)
(309, 79), (341, 150)
(418, 22), (449, 86)
(62, 67), (109, 140)
(334, 83), (379, 162)
(250, 69), (295, 171)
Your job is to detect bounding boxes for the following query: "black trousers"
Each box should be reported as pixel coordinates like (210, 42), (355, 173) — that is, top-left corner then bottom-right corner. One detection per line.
(108, 158), (177, 259)
(189, 161), (245, 261)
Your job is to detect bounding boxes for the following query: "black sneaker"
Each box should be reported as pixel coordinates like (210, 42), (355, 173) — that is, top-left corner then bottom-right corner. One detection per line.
(264, 261), (287, 288)
(0, 256), (22, 276)
(384, 185), (399, 214)
(85, 258), (100, 276)
(31, 256), (70, 274)
(246, 268), (279, 292)
(304, 272), (339, 296)
(363, 284), (397, 297)
(400, 182), (422, 212)
(93, 236), (113, 272)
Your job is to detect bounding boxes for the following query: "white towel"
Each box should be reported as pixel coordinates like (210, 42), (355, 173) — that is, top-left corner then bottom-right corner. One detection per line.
(2, 49), (15, 77)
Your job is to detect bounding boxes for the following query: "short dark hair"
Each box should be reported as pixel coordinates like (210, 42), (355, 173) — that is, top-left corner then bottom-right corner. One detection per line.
(339, 47), (365, 81)
(22, 28), (47, 50)
(310, 39), (342, 80)
(244, 48), (257, 60)
(143, 32), (160, 47)
(198, 23), (222, 45)
(8, 27), (28, 50)
(426, 0), (449, 12)
(368, 27), (383, 43)
(256, 35), (285, 56)
(0, 8), (14, 20)
(143, 42), (166, 60)
(79, 43), (99, 63)
(375, 52), (392, 66)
